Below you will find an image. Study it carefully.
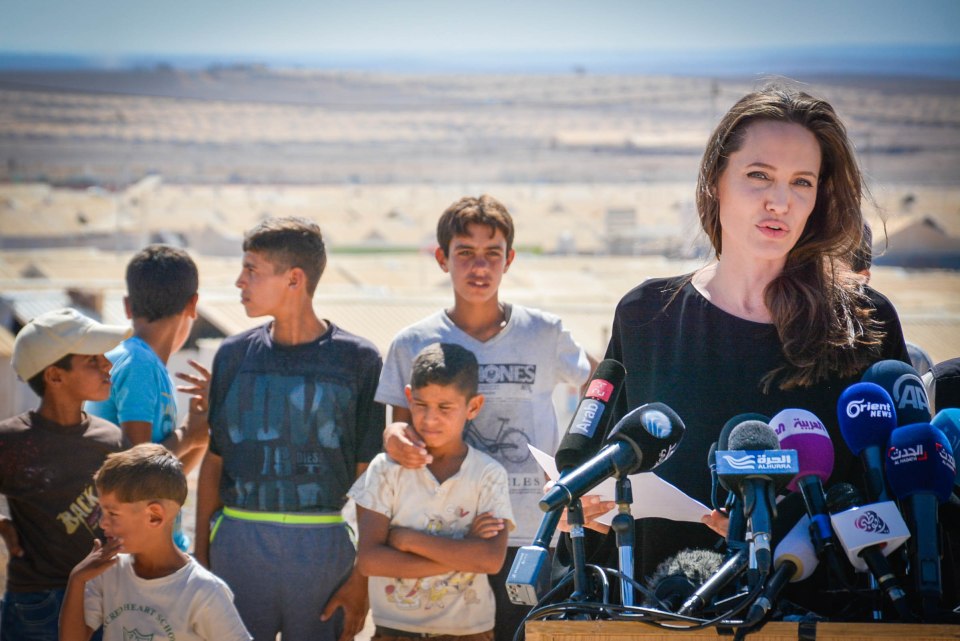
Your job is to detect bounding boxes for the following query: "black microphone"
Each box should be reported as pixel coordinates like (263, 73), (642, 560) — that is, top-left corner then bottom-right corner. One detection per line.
(716, 420), (797, 575)
(507, 360), (626, 606)
(717, 414), (770, 558)
(554, 359), (627, 473)
(539, 402), (685, 512)
(826, 483), (914, 621)
(862, 359), (932, 426)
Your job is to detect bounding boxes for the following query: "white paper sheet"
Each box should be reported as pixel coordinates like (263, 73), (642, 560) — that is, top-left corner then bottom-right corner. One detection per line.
(529, 444), (712, 526)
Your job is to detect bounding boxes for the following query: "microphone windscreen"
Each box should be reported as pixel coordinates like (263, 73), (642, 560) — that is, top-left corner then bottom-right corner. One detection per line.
(774, 512), (819, 582)
(554, 359), (626, 472)
(862, 359), (932, 425)
(885, 422), (957, 503)
(643, 548), (724, 609)
(727, 420), (780, 451)
(826, 482), (863, 514)
(770, 408), (834, 491)
(837, 382), (897, 454)
(719, 413), (770, 449)
(932, 408), (960, 459)
(609, 402), (685, 473)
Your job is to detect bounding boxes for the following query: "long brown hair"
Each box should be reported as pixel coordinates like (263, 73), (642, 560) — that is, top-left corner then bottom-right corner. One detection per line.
(696, 85), (883, 390)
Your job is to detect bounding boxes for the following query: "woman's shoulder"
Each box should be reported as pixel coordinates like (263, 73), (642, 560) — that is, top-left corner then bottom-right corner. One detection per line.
(862, 284), (899, 320)
(616, 274), (694, 311)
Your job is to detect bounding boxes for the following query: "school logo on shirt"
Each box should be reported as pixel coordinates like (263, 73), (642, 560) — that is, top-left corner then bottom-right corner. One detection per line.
(123, 629), (153, 641)
(478, 364), (536, 385)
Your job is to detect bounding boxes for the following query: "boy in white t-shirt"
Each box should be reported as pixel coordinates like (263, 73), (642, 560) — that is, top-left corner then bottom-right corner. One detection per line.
(59, 444), (250, 641)
(350, 343), (514, 641)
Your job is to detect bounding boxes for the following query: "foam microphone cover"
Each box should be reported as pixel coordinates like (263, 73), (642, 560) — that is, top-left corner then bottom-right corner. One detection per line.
(643, 548), (725, 610)
(770, 408), (834, 492)
(862, 359), (932, 425)
(885, 422), (957, 503)
(931, 409), (960, 465)
(554, 359), (626, 472)
(774, 513), (819, 582)
(718, 413), (770, 450)
(837, 382), (897, 455)
(718, 420), (781, 493)
(608, 402), (685, 473)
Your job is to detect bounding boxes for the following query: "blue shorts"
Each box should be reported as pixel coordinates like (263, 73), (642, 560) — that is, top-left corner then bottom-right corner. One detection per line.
(210, 511), (355, 641)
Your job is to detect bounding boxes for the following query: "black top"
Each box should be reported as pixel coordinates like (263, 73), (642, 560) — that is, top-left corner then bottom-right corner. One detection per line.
(595, 275), (909, 583)
(931, 357), (960, 413)
(209, 321), (385, 513)
(0, 412), (126, 591)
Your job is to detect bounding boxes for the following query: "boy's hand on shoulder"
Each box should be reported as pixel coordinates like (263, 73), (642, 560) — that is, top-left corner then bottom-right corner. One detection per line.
(70, 538), (122, 583)
(384, 422), (432, 468)
(0, 518), (23, 558)
(467, 512), (505, 539)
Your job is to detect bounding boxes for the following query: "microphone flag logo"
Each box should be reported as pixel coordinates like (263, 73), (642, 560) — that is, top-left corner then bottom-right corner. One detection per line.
(854, 510), (890, 535)
(642, 410), (673, 438)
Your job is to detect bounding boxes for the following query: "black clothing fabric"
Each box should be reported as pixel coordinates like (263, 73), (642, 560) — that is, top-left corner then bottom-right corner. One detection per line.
(931, 357), (960, 413)
(0, 412), (125, 591)
(208, 321), (385, 513)
(595, 275), (909, 587)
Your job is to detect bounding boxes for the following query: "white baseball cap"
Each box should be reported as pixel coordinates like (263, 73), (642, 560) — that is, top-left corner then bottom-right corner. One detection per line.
(12, 308), (132, 381)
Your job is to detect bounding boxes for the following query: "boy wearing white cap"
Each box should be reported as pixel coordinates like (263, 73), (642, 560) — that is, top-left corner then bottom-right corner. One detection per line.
(0, 308), (130, 641)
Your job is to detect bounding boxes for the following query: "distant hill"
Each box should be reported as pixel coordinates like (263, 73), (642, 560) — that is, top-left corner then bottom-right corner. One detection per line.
(1, 44), (959, 79)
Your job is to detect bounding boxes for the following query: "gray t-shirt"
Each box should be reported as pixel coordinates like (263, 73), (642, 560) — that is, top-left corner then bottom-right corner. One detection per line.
(376, 306), (590, 546)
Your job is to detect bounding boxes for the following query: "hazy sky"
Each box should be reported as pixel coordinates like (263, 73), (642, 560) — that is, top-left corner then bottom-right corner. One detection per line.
(3, 0), (959, 56)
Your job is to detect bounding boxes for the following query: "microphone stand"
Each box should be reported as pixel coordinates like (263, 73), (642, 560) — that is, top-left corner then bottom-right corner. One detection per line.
(611, 476), (635, 606)
(566, 498), (592, 602)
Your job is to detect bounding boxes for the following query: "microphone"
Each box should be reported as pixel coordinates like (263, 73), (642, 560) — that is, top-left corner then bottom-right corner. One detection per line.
(507, 359), (625, 606)
(931, 409), (960, 480)
(837, 382), (898, 503)
(885, 422), (957, 618)
(863, 359), (932, 426)
(716, 420), (798, 575)
(769, 408), (837, 563)
(744, 513), (820, 624)
(718, 414), (770, 557)
(539, 402), (685, 513)
(554, 359), (627, 472)
(643, 548), (724, 612)
(826, 483), (913, 620)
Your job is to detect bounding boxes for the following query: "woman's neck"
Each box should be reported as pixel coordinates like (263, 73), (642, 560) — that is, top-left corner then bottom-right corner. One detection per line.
(693, 258), (782, 324)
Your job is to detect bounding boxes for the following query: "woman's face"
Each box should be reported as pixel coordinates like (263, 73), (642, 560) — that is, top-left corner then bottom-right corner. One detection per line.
(716, 120), (822, 268)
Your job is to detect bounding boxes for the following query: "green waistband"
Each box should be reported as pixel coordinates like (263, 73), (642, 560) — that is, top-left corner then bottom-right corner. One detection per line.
(222, 506), (344, 525)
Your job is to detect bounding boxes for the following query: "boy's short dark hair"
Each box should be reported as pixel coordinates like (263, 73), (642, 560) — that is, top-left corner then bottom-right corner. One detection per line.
(243, 217), (327, 296)
(95, 443), (188, 506)
(26, 353), (73, 397)
(436, 195), (515, 256)
(410, 343), (479, 399)
(126, 245), (199, 322)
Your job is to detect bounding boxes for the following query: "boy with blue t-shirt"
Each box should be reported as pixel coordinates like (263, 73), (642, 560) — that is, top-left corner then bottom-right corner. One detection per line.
(351, 343), (513, 641)
(86, 245), (210, 550)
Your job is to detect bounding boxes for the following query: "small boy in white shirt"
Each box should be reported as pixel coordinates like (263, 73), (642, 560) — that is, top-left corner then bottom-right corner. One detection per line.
(350, 343), (514, 641)
(59, 444), (251, 641)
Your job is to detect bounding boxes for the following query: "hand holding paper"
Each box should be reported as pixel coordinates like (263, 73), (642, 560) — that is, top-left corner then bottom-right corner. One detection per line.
(530, 444), (711, 526)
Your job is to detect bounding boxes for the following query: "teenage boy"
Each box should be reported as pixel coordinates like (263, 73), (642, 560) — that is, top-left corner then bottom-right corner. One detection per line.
(59, 443), (251, 641)
(195, 217), (385, 641)
(377, 195), (594, 641)
(87, 244), (209, 551)
(351, 343), (513, 641)
(1, 308), (130, 641)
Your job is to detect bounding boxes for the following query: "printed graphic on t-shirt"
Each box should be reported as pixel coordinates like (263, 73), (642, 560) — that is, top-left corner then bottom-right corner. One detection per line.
(220, 371), (353, 511)
(384, 573), (481, 611)
(56, 483), (102, 537)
